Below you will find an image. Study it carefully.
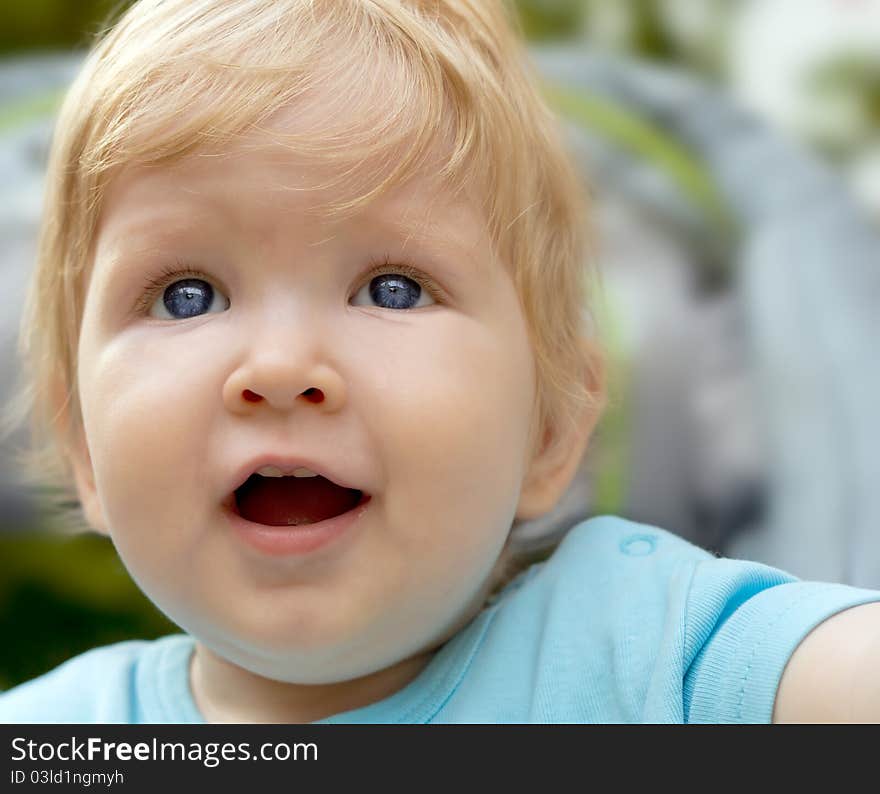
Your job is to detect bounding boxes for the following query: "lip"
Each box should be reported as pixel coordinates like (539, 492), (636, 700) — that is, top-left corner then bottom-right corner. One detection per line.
(224, 492), (372, 556)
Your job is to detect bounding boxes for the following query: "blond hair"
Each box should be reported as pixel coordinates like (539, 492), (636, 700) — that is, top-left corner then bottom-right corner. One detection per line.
(4, 0), (606, 547)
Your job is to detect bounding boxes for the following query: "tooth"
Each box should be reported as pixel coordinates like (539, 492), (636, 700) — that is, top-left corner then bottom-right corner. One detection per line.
(256, 465), (285, 477)
(292, 467), (319, 478)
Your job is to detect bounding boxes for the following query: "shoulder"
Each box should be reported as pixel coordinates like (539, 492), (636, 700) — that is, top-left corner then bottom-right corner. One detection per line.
(457, 516), (718, 721)
(536, 514), (860, 625)
(521, 514), (716, 608)
(557, 517), (880, 723)
(544, 513), (713, 571)
(0, 635), (188, 723)
(497, 515), (880, 722)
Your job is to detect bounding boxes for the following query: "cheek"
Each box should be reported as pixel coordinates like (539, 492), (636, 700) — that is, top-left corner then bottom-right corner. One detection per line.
(354, 311), (536, 547)
(78, 330), (223, 541)
(348, 310), (536, 643)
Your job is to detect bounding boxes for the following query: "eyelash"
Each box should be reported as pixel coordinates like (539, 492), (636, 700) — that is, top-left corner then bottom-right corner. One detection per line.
(134, 261), (211, 316)
(134, 255), (445, 316)
(356, 255), (446, 304)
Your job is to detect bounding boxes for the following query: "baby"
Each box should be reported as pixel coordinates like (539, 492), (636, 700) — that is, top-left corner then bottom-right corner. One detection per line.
(2, 0), (880, 724)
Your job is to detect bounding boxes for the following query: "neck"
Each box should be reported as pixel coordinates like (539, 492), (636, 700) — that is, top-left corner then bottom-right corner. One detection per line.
(189, 643), (435, 724)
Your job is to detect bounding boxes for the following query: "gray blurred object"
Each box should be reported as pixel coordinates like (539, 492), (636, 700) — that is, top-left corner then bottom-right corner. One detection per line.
(517, 47), (880, 589)
(2, 52), (879, 591)
(0, 54), (81, 528)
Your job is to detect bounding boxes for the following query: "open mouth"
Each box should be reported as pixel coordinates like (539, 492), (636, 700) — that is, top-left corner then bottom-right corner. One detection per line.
(232, 473), (368, 527)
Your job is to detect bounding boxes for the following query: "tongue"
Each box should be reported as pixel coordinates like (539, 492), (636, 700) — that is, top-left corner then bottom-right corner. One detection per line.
(235, 475), (362, 526)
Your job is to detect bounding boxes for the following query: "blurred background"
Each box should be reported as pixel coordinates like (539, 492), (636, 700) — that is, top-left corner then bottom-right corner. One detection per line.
(1, 0), (878, 690)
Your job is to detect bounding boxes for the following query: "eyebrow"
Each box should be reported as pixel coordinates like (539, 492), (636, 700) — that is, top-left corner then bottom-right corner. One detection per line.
(95, 202), (219, 259)
(363, 208), (491, 276)
(97, 190), (492, 289)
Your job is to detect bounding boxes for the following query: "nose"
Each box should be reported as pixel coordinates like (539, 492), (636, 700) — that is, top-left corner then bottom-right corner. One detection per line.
(222, 341), (347, 416)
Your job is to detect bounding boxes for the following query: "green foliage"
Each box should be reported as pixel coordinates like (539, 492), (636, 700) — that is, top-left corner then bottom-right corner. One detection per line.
(514, 0), (584, 41)
(0, 0), (135, 54)
(0, 529), (177, 691)
(0, 0), (588, 54)
(808, 55), (880, 156)
(544, 82), (734, 239)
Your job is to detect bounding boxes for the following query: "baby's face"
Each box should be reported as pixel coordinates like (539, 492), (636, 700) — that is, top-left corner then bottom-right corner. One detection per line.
(74, 130), (540, 682)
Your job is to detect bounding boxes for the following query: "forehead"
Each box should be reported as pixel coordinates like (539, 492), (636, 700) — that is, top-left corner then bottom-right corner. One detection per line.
(97, 139), (481, 252)
(100, 60), (476, 222)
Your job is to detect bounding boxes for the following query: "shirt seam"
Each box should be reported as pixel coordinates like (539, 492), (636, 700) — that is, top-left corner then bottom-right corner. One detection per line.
(734, 584), (833, 721)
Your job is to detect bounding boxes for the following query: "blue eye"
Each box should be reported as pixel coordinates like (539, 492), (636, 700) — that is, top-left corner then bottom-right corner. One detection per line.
(352, 273), (435, 310)
(150, 278), (229, 320)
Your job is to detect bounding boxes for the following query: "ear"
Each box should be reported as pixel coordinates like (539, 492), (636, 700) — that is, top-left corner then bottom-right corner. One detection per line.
(53, 378), (109, 536)
(515, 341), (606, 522)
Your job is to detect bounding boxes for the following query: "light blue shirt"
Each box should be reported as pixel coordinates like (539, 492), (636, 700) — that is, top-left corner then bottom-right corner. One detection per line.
(2, 515), (879, 723)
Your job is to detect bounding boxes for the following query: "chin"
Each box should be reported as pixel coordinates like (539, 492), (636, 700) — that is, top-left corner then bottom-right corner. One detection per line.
(228, 639), (418, 686)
